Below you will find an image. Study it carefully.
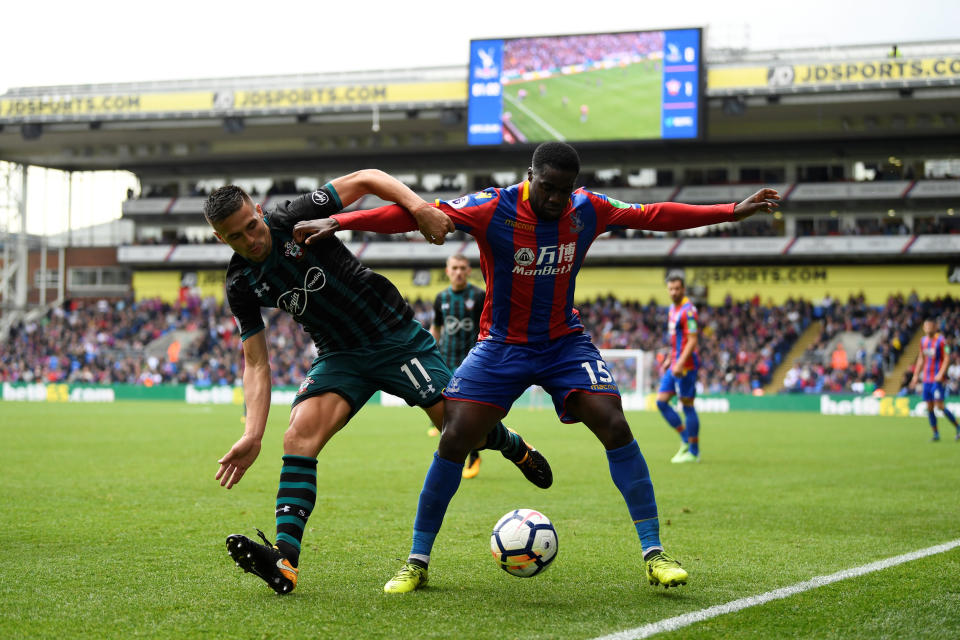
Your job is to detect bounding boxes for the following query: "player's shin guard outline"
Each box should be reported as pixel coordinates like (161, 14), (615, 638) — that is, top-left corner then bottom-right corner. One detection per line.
(409, 452), (463, 564)
(657, 400), (686, 441)
(275, 454), (318, 566)
(682, 404), (700, 455)
(606, 439), (661, 552)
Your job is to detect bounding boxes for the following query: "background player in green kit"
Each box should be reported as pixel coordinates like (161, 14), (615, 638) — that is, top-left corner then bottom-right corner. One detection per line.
(203, 171), (552, 595)
(429, 254), (486, 478)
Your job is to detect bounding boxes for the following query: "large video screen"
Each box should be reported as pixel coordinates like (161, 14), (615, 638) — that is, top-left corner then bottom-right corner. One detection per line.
(467, 28), (701, 145)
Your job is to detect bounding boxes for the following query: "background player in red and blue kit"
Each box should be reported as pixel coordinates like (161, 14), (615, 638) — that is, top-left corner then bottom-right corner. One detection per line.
(910, 317), (959, 441)
(298, 142), (780, 593)
(656, 275), (702, 463)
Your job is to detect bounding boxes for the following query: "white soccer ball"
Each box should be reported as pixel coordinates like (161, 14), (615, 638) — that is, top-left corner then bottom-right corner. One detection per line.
(490, 508), (558, 577)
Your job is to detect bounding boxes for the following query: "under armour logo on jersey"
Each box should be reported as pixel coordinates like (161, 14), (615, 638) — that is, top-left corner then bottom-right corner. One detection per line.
(419, 384), (436, 398)
(278, 267), (326, 316)
(514, 247), (535, 266)
(311, 190), (329, 206)
(254, 283), (270, 297)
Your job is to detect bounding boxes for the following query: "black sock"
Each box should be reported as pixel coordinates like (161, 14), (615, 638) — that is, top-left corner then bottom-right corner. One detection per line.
(274, 454), (318, 568)
(482, 422), (526, 462)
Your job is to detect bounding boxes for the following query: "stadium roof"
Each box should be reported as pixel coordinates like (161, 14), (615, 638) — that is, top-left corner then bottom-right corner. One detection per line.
(1, 40), (959, 174)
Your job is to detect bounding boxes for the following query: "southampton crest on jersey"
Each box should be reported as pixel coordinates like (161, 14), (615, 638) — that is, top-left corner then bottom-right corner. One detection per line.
(297, 377), (314, 395)
(284, 240), (304, 260)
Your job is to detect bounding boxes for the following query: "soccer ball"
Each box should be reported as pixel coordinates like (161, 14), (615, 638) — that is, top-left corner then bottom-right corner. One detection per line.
(490, 508), (558, 577)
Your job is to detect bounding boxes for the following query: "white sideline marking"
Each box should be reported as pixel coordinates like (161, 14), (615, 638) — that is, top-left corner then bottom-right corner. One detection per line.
(503, 92), (566, 141)
(592, 539), (960, 640)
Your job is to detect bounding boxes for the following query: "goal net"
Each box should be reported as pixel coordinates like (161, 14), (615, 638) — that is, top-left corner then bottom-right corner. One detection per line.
(517, 348), (650, 411)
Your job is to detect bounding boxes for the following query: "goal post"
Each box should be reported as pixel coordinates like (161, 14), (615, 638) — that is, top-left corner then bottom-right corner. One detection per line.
(600, 349), (652, 411)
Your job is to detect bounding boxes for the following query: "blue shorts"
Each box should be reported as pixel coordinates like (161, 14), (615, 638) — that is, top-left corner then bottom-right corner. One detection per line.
(443, 332), (620, 424)
(922, 382), (945, 404)
(658, 367), (698, 399)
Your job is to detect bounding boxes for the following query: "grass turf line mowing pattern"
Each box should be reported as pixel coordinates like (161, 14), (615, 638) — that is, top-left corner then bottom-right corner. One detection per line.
(1, 403), (958, 639)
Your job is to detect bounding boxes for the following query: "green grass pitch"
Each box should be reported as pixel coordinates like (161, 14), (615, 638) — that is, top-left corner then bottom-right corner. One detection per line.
(2, 402), (959, 639)
(503, 63), (663, 143)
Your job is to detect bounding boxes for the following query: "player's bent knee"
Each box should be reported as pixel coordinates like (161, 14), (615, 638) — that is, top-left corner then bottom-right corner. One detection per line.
(588, 416), (633, 450)
(284, 415), (342, 456)
(437, 422), (489, 461)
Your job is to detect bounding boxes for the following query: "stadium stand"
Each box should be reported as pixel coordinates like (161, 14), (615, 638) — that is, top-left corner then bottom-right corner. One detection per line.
(10, 294), (956, 399)
(778, 294), (960, 394)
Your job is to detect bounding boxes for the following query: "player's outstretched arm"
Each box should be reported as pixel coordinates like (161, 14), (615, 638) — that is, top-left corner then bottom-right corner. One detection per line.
(732, 188), (781, 221)
(293, 204), (423, 245)
(328, 169), (453, 244)
(216, 331), (271, 489)
(293, 218), (341, 245)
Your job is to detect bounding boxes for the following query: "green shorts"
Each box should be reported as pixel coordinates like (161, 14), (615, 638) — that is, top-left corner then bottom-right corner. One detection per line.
(291, 320), (452, 419)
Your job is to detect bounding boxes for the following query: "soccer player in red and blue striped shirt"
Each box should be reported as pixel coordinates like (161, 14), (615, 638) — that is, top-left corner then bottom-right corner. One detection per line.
(657, 275), (703, 463)
(295, 142), (780, 592)
(910, 317), (959, 441)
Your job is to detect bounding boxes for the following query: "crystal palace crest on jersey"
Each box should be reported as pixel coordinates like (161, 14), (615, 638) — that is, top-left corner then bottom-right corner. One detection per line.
(569, 211), (584, 233)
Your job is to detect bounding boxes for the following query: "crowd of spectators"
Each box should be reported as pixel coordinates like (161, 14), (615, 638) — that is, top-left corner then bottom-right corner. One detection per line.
(1, 297), (225, 386)
(502, 32), (663, 77)
(576, 295), (812, 394)
(779, 293), (959, 395)
(3, 294), (956, 399)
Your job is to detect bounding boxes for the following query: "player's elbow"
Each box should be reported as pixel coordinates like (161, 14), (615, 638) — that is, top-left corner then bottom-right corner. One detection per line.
(353, 168), (389, 189)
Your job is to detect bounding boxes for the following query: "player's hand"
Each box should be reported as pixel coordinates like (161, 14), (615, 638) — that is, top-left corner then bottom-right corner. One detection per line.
(671, 363), (685, 377)
(733, 188), (780, 221)
(411, 204), (454, 245)
(293, 218), (340, 245)
(215, 434), (262, 489)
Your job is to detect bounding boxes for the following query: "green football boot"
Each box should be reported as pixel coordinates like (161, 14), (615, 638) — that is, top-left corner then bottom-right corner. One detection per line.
(670, 443), (690, 463)
(671, 450), (700, 464)
(383, 562), (428, 594)
(645, 551), (688, 588)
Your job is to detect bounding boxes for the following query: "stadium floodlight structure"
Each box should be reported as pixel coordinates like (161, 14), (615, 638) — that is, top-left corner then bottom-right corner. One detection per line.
(0, 161), (28, 339)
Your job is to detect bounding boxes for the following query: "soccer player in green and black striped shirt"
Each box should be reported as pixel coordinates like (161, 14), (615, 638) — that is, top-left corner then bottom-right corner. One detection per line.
(431, 254), (486, 478)
(204, 172), (552, 595)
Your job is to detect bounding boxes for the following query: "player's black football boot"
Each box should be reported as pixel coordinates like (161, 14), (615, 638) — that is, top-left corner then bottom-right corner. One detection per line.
(510, 440), (553, 489)
(226, 529), (298, 595)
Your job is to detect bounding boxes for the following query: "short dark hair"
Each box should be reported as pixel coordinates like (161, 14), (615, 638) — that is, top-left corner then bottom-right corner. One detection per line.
(203, 185), (251, 224)
(666, 274), (685, 286)
(531, 142), (580, 175)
